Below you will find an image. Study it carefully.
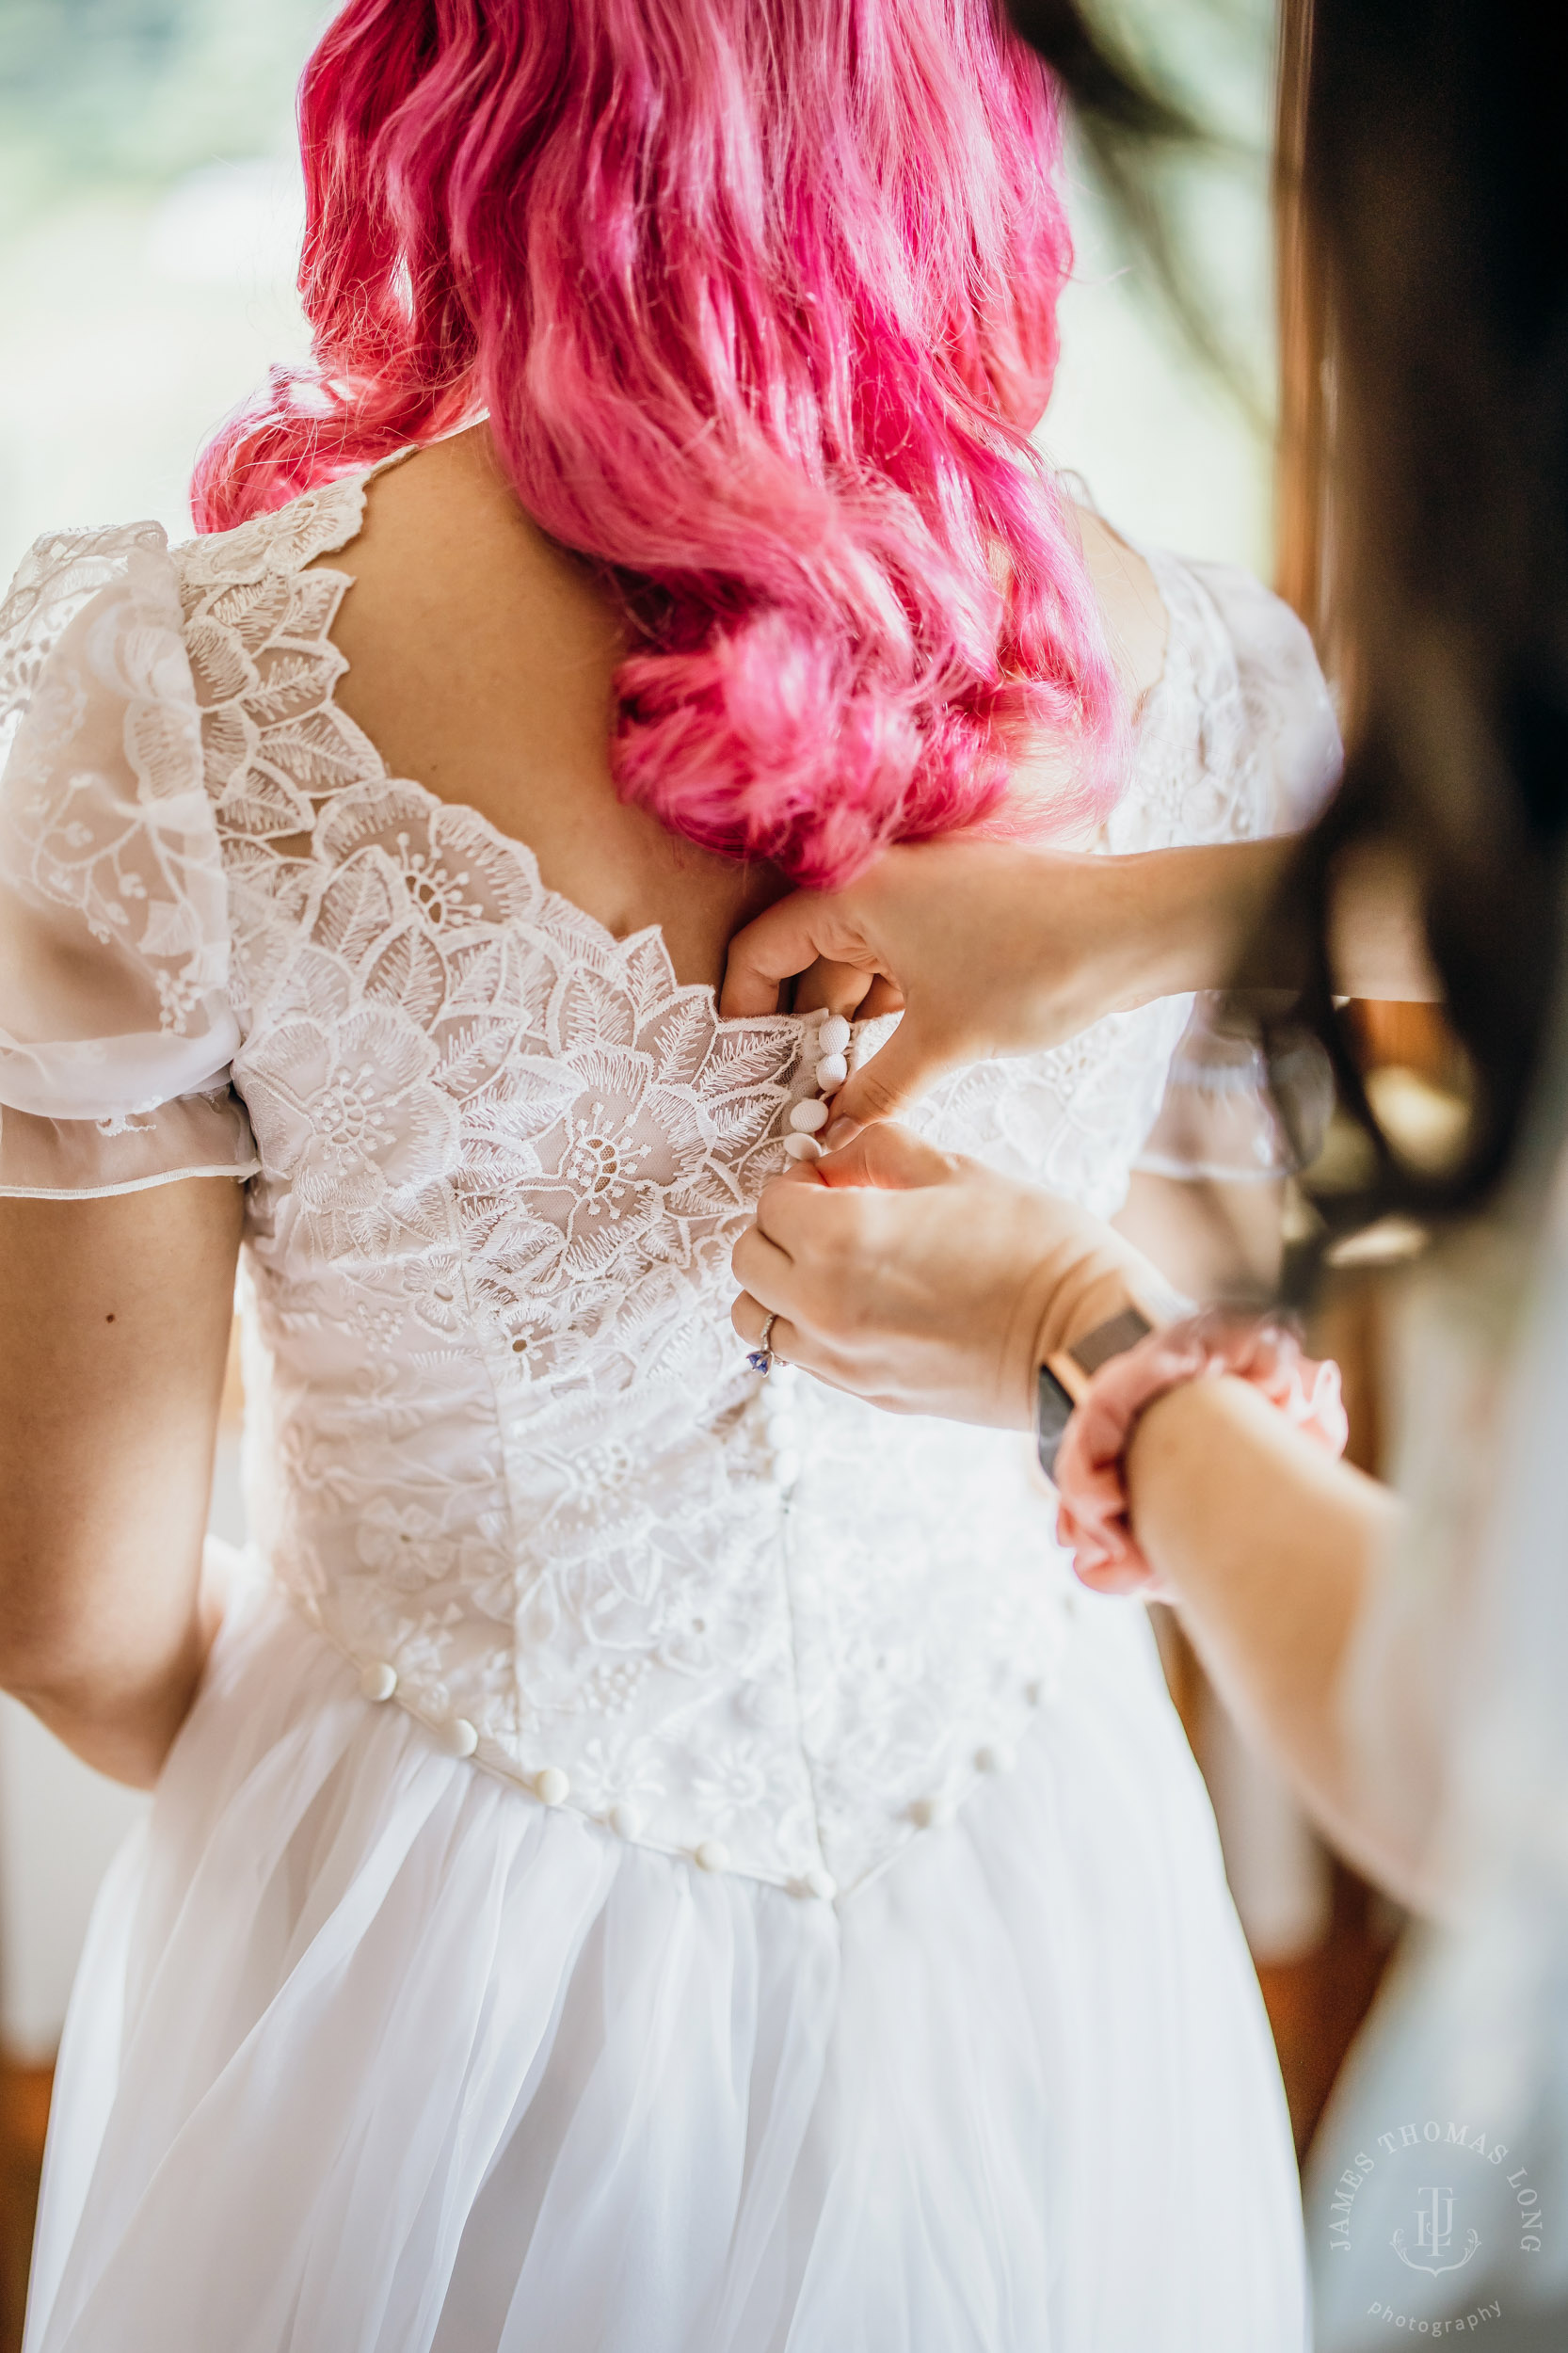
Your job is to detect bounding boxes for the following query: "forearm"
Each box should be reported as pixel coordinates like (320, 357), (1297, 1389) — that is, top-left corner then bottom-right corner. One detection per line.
(1126, 1373), (1418, 1895)
(1101, 834), (1439, 1005)
(1096, 838), (1286, 1008)
(0, 1181), (241, 1787)
(725, 830), (1437, 1128)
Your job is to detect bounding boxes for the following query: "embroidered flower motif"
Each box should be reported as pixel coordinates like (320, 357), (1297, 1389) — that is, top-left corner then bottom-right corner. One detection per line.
(356, 1499), (462, 1593)
(568, 1731), (667, 1814)
(579, 1657), (652, 1718)
(386, 830), (488, 931)
(402, 1251), (468, 1338)
(691, 1738), (779, 1826)
(240, 951), (458, 1229)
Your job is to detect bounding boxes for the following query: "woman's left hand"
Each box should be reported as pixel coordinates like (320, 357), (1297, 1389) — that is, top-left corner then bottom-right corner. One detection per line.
(730, 1124), (1177, 1429)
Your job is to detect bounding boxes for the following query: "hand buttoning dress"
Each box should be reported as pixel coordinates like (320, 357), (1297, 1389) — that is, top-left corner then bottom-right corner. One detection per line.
(0, 472), (1336, 2353)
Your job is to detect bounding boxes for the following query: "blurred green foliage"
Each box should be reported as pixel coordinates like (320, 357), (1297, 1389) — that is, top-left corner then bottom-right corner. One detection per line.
(0, 0), (328, 222)
(1067, 0), (1275, 413)
(0, 0), (1272, 408)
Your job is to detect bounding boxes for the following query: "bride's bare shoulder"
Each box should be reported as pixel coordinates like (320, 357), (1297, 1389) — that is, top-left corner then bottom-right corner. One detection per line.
(1070, 502), (1169, 712)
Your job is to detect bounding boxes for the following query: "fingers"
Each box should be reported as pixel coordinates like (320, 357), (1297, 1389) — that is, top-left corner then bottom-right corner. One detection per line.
(730, 1212), (798, 1306)
(812, 1123), (959, 1193)
(720, 893), (848, 1017)
(730, 1289), (767, 1343)
(792, 958), (880, 1019)
(828, 1016), (957, 1128)
(855, 974), (906, 1021)
(729, 1289), (806, 1364)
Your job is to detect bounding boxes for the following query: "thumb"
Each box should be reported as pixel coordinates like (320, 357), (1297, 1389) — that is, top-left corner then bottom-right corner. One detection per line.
(815, 1121), (958, 1193)
(828, 1014), (956, 1128)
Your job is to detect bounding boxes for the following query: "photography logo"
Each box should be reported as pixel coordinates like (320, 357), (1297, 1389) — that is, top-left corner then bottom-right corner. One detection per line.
(1391, 2184), (1479, 2280)
(1321, 2116), (1541, 2333)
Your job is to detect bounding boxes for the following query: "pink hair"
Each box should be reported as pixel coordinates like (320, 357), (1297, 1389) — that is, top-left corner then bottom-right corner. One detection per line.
(194, 0), (1124, 888)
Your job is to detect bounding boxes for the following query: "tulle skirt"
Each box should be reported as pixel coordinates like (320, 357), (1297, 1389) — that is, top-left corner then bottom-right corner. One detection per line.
(24, 1572), (1306, 2353)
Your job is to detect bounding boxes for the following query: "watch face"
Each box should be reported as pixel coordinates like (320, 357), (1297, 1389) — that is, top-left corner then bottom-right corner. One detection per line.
(1035, 1365), (1077, 1481)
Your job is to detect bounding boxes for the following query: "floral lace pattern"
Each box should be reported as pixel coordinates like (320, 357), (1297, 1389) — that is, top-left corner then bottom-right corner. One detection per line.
(0, 530), (232, 1043)
(0, 472), (1336, 1892)
(0, 524), (257, 1179)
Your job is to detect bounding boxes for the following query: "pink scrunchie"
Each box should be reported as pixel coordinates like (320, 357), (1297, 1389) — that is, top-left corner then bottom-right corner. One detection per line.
(1052, 1311), (1350, 1596)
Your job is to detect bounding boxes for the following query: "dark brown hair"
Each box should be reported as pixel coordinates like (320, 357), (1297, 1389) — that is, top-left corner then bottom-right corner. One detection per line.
(1020, 0), (1568, 1240)
(1268, 0), (1568, 1228)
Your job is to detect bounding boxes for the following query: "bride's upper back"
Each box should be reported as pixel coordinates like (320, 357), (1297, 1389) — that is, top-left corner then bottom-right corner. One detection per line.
(312, 430), (787, 999)
(311, 426), (1171, 1003)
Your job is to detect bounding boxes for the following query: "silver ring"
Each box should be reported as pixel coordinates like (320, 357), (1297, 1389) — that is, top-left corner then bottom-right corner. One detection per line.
(746, 1310), (779, 1375)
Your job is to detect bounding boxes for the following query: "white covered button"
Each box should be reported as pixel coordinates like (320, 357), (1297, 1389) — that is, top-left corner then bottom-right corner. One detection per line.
(535, 1766), (570, 1807)
(773, 1449), (802, 1487)
(818, 1015), (852, 1056)
(608, 1801), (644, 1841)
(975, 1742), (1016, 1777)
(909, 1794), (952, 1832)
(814, 1053), (849, 1090)
(360, 1660), (398, 1704)
(440, 1717), (479, 1759)
(695, 1839), (730, 1873)
(783, 1132), (824, 1161)
(789, 1097), (829, 1134)
(795, 1866), (838, 1902)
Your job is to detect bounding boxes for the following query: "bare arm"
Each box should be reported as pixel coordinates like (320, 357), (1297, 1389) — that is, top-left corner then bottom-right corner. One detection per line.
(731, 1128), (1423, 1899)
(1126, 1373), (1410, 1897)
(720, 834), (1438, 1128)
(0, 1179), (243, 1786)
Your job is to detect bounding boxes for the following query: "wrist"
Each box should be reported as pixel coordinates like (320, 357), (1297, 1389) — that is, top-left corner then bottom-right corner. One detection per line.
(1120, 841), (1289, 1008)
(1014, 1214), (1182, 1424)
(1053, 1309), (1351, 1594)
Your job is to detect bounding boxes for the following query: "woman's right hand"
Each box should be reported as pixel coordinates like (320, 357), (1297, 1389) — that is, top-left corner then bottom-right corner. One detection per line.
(730, 1123), (1182, 1429)
(732, 1118), (1417, 1903)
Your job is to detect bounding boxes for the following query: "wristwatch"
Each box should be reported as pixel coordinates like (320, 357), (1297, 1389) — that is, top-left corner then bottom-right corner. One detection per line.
(1034, 1305), (1152, 1482)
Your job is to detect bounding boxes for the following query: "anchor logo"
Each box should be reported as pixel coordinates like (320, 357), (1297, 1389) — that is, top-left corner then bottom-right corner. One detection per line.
(1391, 2186), (1480, 2278)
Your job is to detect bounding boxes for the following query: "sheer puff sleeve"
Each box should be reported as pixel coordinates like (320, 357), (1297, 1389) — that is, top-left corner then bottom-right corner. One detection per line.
(1133, 558), (1341, 1187)
(0, 522), (258, 1197)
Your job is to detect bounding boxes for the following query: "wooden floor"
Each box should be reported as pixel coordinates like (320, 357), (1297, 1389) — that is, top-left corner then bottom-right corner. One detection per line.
(0, 2066), (49, 2353)
(1257, 1867), (1395, 2153)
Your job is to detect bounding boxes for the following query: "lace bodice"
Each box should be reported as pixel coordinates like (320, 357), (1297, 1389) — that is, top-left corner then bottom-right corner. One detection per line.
(0, 474), (1338, 1895)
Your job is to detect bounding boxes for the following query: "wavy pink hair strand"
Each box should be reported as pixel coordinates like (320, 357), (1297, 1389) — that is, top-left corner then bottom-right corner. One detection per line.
(193, 0), (1125, 888)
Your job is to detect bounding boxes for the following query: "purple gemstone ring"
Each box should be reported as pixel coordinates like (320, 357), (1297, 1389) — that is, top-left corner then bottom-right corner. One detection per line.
(747, 1310), (779, 1375)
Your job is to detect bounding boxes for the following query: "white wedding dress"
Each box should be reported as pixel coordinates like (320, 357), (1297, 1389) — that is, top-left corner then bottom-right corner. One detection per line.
(0, 470), (1336, 2353)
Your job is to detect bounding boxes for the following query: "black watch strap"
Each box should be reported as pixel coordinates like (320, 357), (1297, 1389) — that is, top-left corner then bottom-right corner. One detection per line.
(1034, 1305), (1153, 1482)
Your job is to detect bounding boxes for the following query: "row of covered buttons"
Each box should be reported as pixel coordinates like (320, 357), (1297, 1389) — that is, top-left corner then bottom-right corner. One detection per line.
(357, 1660), (839, 1900)
(758, 1359), (802, 1489)
(903, 1675), (1054, 1828)
(907, 1744), (1016, 1831)
(783, 1013), (852, 1162)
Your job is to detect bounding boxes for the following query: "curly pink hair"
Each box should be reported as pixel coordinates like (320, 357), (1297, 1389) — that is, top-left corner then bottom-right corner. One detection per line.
(194, 0), (1123, 888)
